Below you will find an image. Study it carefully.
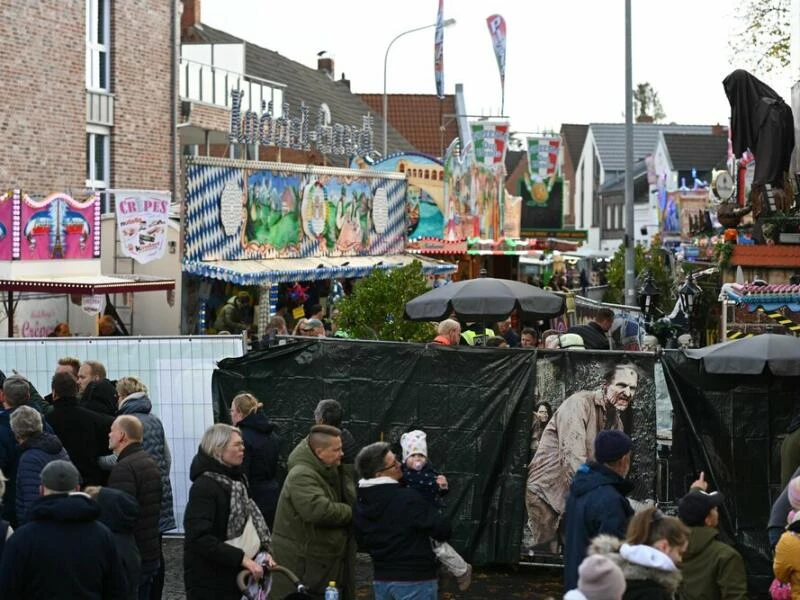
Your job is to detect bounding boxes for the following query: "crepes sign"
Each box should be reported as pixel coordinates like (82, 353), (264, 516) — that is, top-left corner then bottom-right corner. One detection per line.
(115, 191), (170, 264)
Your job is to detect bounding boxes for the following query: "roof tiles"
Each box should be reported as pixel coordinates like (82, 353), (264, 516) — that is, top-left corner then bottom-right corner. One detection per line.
(359, 94), (458, 159)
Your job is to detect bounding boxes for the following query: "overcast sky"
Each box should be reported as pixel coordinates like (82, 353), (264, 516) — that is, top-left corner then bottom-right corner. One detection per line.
(200, 0), (794, 135)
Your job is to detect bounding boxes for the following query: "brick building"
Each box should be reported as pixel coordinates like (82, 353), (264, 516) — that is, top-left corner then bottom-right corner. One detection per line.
(1, 0), (177, 201)
(0, 1), (178, 336)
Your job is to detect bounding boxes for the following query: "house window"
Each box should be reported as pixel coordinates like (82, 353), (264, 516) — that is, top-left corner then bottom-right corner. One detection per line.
(86, 0), (110, 90)
(86, 130), (110, 186)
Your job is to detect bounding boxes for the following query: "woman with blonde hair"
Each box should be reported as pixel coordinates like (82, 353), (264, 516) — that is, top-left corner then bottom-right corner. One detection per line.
(184, 424), (274, 600)
(230, 393), (280, 527)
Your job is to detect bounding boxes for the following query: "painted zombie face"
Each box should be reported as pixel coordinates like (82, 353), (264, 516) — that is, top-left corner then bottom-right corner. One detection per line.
(604, 366), (638, 412)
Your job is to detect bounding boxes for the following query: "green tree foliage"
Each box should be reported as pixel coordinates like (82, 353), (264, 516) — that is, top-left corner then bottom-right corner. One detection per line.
(729, 0), (790, 76)
(335, 261), (436, 342)
(633, 82), (666, 123)
(602, 244), (674, 313)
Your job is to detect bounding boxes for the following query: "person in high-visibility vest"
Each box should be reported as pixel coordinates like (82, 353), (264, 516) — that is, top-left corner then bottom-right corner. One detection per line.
(460, 323), (495, 347)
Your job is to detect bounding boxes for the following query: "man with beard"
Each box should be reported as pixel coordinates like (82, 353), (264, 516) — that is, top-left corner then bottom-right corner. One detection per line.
(526, 362), (639, 552)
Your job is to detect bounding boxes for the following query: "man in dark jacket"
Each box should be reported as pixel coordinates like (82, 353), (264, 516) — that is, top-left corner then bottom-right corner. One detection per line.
(0, 459), (127, 598)
(108, 415), (163, 600)
(46, 371), (113, 486)
(353, 441), (452, 599)
(87, 485), (142, 600)
(0, 374), (56, 525)
(567, 307), (614, 350)
(563, 429), (634, 592)
(677, 481), (747, 600)
(115, 377), (175, 600)
(10, 404), (70, 524)
(78, 360), (118, 417)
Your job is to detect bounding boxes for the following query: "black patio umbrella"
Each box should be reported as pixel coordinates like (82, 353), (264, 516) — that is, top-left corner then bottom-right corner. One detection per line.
(684, 333), (800, 375)
(403, 277), (566, 322)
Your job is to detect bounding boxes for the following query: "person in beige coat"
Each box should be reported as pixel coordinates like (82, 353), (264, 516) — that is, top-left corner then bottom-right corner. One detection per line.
(526, 362), (639, 551)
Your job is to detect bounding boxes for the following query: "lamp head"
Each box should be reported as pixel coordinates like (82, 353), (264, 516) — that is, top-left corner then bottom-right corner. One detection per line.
(443, 18), (457, 27)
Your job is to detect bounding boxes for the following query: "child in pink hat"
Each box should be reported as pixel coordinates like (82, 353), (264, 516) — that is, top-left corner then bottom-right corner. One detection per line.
(400, 430), (472, 591)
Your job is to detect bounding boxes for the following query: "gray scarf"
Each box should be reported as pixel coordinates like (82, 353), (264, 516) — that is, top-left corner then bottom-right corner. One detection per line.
(203, 471), (271, 549)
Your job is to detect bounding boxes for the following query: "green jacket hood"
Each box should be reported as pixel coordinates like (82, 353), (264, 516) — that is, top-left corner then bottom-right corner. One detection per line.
(684, 526), (719, 560)
(288, 436), (340, 483)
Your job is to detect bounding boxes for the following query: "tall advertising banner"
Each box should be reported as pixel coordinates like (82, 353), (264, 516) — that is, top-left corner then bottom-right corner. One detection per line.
(527, 136), (561, 197)
(434, 0), (445, 98)
(470, 121), (509, 169)
(115, 190), (171, 264)
(486, 14), (507, 113)
(523, 353), (657, 556)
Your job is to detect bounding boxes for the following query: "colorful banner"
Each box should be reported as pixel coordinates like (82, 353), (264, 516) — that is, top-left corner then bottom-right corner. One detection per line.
(470, 121), (509, 169)
(20, 192), (99, 260)
(434, 0), (445, 98)
(526, 136), (561, 195)
(444, 139), (505, 241)
(115, 190), (171, 265)
(523, 353), (657, 556)
(0, 192), (13, 260)
(242, 169), (398, 258)
(486, 14), (507, 112)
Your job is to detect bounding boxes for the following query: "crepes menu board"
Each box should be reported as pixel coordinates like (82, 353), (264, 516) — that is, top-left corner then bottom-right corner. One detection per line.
(115, 191), (171, 264)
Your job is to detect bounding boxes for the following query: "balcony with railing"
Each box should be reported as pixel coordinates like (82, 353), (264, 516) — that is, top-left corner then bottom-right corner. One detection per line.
(179, 58), (285, 116)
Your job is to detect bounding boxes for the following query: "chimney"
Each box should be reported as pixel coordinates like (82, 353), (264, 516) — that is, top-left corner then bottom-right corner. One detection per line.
(337, 72), (350, 90)
(318, 57), (334, 80)
(181, 0), (201, 33)
(711, 123), (727, 136)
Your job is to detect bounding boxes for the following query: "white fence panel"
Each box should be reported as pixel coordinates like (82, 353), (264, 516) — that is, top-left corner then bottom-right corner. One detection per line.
(0, 335), (245, 532)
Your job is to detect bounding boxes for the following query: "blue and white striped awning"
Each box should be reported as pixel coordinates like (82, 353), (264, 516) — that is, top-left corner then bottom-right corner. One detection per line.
(181, 254), (456, 286)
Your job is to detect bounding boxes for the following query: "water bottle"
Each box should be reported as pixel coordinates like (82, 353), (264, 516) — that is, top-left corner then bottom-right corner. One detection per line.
(324, 581), (339, 600)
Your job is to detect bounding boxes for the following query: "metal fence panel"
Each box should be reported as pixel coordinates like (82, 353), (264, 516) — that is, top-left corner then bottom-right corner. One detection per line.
(0, 335), (245, 532)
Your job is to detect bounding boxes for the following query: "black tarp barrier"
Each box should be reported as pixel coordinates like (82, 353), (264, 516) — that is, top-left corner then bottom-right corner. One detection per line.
(212, 338), (537, 565)
(662, 350), (799, 590)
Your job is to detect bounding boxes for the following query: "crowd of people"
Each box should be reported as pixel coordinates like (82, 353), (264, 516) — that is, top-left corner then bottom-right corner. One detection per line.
(0, 357), (471, 599)
(2, 313), (797, 600)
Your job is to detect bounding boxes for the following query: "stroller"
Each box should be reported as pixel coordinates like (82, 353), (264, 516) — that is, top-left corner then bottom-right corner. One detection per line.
(237, 564), (310, 600)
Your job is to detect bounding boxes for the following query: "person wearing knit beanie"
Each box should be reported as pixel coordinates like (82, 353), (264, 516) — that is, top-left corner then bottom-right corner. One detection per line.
(563, 554), (626, 600)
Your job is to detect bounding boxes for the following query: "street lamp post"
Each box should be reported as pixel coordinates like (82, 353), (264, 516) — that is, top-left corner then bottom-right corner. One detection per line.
(679, 273), (702, 344)
(637, 270), (660, 323)
(383, 18), (456, 157)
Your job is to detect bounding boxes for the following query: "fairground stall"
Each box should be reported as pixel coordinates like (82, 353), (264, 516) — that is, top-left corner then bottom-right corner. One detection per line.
(181, 157), (456, 336)
(0, 190), (175, 337)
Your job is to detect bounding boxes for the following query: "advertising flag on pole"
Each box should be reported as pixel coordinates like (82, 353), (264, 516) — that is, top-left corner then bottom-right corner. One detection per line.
(526, 136), (561, 198)
(434, 0), (445, 98)
(470, 121), (510, 169)
(486, 14), (507, 114)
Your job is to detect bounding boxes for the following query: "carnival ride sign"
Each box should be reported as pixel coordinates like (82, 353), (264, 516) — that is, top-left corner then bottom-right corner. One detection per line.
(228, 91), (375, 158)
(0, 192), (12, 260)
(15, 192), (100, 260)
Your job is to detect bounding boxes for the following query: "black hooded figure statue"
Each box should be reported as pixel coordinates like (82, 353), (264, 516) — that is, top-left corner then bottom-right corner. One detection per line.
(723, 69), (795, 188)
